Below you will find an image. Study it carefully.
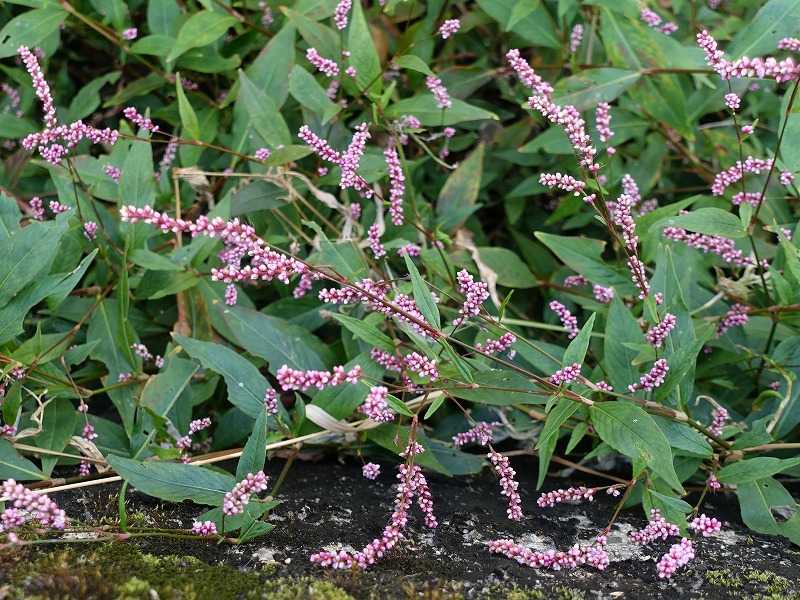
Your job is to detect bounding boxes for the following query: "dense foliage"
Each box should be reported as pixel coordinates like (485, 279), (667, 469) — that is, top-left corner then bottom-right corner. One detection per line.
(1, 0), (800, 575)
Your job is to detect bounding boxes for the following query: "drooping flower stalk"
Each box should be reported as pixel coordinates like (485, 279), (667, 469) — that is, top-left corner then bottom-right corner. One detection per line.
(488, 450), (523, 521)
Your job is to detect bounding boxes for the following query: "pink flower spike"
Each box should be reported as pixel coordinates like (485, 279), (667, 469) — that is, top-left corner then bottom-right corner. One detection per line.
(629, 509), (680, 545)
(384, 143), (406, 225)
(222, 471), (269, 515)
(645, 313), (677, 348)
(333, 0), (352, 30)
(254, 147), (271, 161)
(452, 422), (499, 447)
(780, 170), (795, 186)
(689, 514), (722, 537)
(105, 164), (121, 182)
(425, 75), (452, 109)
(122, 28), (138, 41)
(549, 363), (581, 386)
(123, 107), (159, 132)
(475, 332), (517, 355)
(657, 538), (695, 579)
(709, 406), (729, 437)
(724, 93), (740, 111)
(628, 358), (669, 393)
(264, 389), (279, 415)
(779, 38), (800, 53)
(18, 46), (56, 129)
(359, 386), (395, 422)
(438, 19), (460, 39)
(549, 300), (579, 338)
(457, 270), (489, 319)
(592, 284), (614, 304)
(595, 102), (614, 154)
(306, 48), (340, 77)
(537, 486), (595, 508)
(717, 304), (749, 337)
(276, 364), (363, 392)
(569, 24), (584, 54)
(539, 172), (586, 195)
(488, 451), (523, 520)
(362, 462), (381, 480)
(83, 221), (98, 240)
(191, 520), (217, 536)
(367, 223), (386, 259)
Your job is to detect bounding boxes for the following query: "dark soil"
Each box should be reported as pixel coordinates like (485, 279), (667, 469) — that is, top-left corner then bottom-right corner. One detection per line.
(4, 456), (799, 599)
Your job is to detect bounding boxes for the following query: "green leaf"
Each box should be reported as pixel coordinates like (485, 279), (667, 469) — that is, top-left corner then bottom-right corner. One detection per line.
(728, 0), (800, 59)
(284, 8), (339, 59)
(0, 218), (66, 309)
(736, 477), (800, 543)
(386, 96), (498, 126)
(590, 401), (683, 492)
(0, 7), (67, 58)
(719, 457), (800, 484)
(603, 297), (644, 392)
(507, 0), (541, 31)
(0, 439), (46, 481)
(553, 69), (641, 112)
(652, 416), (712, 458)
(563, 313), (595, 367)
(237, 70), (292, 147)
(147, 0), (182, 37)
(288, 65), (341, 123)
(130, 34), (175, 56)
(246, 24), (296, 108)
(130, 248), (183, 271)
(108, 455), (235, 506)
(346, 0), (381, 93)
(437, 143), (484, 231)
(33, 398), (79, 476)
(331, 313), (395, 352)
(394, 54), (434, 76)
(175, 335), (269, 418)
(0, 114), (37, 139)
(166, 10), (237, 63)
(477, 247), (536, 288)
(652, 208), (747, 239)
(403, 254), (440, 328)
(65, 72), (120, 122)
(476, 0), (560, 48)
(139, 358), (199, 428)
(176, 74), (200, 140)
(220, 304), (331, 372)
(119, 136), (155, 209)
(536, 397), (579, 487)
(236, 409), (269, 480)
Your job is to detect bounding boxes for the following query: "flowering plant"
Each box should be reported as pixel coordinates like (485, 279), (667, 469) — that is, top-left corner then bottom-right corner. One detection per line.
(1, 0), (799, 580)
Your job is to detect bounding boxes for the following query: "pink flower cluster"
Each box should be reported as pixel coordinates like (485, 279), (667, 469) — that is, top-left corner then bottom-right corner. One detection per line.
(298, 124), (373, 198)
(438, 19), (460, 39)
(105, 164), (121, 182)
(396, 243), (421, 257)
(404, 352), (439, 380)
(191, 520), (217, 536)
(120, 206), (310, 292)
(595, 380), (613, 392)
(1, 479), (66, 532)
(569, 24), (584, 54)
(488, 451), (523, 520)
(362, 462), (381, 480)
(549, 300), (578, 338)
(780, 170), (795, 186)
(628, 358), (669, 393)
(779, 38), (800, 53)
(457, 269), (489, 319)
(717, 303), (749, 336)
(488, 536), (609, 571)
(426, 75), (452, 109)
(254, 147), (271, 161)
(656, 538), (694, 579)
(452, 421), (499, 447)
(709, 406), (729, 437)
(645, 313), (677, 348)
(564, 274), (587, 287)
(663, 226), (756, 267)
(539, 172), (586, 195)
(706, 473), (722, 491)
(367, 223), (386, 259)
(123, 106), (159, 132)
(188, 417), (212, 434)
(549, 363), (581, 386)
(333, 0), (351, 30)
(310, 462), (436, 569)
(384, 144), (406, 225)
(277, 364), (362, 392)
(724, 93), (740, 111)
(593, 284), (614, 304)
(222, 471), (269, 516)
(306, 48), (339, 77)
(475, 332), (517, 354)
(628, 509), (680, 544)
(689, 514), (722, 537)
(698, 30), (799, 83)
(537, 486), (594, 508)
(731, 191), (761, 206)
(595, 102), (615, 154)
(640, 8), (677, 35)
(359, 386), (395, 422)
(122, 28), (138, 41)
(711, 156), (773, 197)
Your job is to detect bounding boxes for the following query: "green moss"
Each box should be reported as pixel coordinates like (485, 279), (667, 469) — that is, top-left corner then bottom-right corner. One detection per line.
(2, 543), (354, 600)
(705, 569), (743, 588)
